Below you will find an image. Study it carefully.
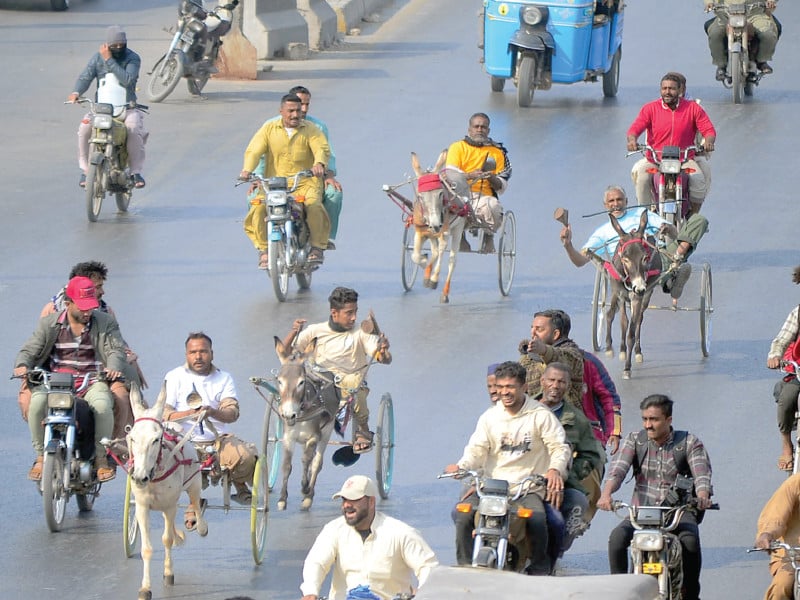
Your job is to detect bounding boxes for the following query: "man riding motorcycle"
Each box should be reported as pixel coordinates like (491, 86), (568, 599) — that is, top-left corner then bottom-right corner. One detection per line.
(67, 26), (147, 189)
(443, 361), (570, 575)
(704, 0), (780, 80)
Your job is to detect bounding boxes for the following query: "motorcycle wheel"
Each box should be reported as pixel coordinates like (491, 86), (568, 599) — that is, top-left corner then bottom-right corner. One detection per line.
(475, 546), (497, 568)
(490, 76), (505, 92)
(51, 0), (69, 10)
(296, 270), (312, 290)
(268, 239), (290, 302)
(187, 75), (210, 97)
(76, 489), (96, 512)
(730, 52), (743, 104)
(85, 160), (105, 223)
(603, 47), (621, 98)
(516, 54), (536, 107)
(148, 52), (184, 103)
(115, 190), (131, 213)
(43, 451), (67, 532)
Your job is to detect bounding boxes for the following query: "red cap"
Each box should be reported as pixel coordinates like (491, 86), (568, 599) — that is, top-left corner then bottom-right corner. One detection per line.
(65, 276), (99, 311)
(417, 173), (443, 192)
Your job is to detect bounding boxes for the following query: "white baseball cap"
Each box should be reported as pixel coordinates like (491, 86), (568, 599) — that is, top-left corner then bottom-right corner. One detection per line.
(332, 475), (378, 500)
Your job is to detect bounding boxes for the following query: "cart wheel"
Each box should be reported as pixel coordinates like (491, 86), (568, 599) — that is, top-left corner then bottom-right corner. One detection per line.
(123, 472), (140, 558)
(260, 404), (283, 491)
(592, 268), (610, 352)
(375, 394), (395, 499)
(250, 456), (269, 565)
(699, 262), (713, 357)
(401, 223), (420, 291)
(497, 211), (516, 296)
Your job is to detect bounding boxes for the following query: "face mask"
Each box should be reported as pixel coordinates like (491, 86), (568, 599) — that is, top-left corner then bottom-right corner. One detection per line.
(109, 45), (126, 60)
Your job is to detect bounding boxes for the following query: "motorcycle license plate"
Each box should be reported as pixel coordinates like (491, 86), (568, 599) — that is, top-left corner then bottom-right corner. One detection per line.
(643, 562), (663, 574)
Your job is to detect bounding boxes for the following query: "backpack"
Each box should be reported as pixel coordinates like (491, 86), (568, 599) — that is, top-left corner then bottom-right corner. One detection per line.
(630, 429), (707, 523)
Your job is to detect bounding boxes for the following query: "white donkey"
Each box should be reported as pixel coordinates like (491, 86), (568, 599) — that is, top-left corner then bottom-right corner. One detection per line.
(127, 382), (208, 600)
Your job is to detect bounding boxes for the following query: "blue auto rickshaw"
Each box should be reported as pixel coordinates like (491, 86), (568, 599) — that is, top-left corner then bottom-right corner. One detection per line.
(480, 0), (624, 106)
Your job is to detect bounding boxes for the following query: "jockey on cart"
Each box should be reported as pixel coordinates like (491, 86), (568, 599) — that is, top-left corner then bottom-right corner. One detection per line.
(559, 185), (709, 306)
(281, 287), (391, 455)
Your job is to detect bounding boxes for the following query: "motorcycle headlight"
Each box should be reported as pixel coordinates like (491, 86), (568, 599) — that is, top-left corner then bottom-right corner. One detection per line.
(729, 14), (746, 28)
(660, 159), (681, 174)
(478, 496), (508, 517)
(520, 6), (548, 26)
(269, 205), (287, 217)
(93, 114), (113, 129)
(633, 530), (664, 551)
(48, 392), (74, 410)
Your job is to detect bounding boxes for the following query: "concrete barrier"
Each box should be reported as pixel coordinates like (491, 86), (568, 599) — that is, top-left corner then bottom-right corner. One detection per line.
(299, 0), (338, 50)
(327, 0), (390, 34)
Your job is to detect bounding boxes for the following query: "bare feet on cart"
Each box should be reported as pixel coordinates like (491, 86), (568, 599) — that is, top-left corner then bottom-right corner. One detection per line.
(353, 430), (374, 454)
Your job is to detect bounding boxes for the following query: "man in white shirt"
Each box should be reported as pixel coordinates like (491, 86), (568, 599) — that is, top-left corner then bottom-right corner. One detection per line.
(300, 475), (438, 600)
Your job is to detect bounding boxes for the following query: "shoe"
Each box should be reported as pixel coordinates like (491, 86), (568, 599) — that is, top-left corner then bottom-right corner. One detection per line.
(308, 247), (324, 264)
(326, 240), (336, 250)
(480, 234), (496, 254)
(459, 233), (472, 252)
(757, 62), (773, 74)
(79, 173), (86, 188)
(132, 173), (145, 189)
(715, 66), (726, 81)
(28, 455), (44, 481)
(669, 263), (692, 301)
(232, 482), (252, 504)
(258, 251), (269, 270)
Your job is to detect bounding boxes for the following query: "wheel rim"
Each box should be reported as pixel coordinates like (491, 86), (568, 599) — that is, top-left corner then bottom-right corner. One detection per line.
(263, 408), (283, 491)
(251, 457), (269, 564)
(375, 394), (394, 499)
(401, 224), (419, 291)
(269, 240), (290, 302)
(148, 53), (183, 102)
(43, 452), (67, 532)
(592, 269), (609, 352)
(123, 473), (139, 557)
(497, 212), (516, 296)
(85, 161), (104, 222)
(700, 263), (712, 357)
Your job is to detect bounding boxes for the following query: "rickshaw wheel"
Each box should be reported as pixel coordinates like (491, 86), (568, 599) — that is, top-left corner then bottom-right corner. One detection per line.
(490, 76), (505, 92)
(375, 394), (395, 499)
(516, 55), (536, 107)
(603, 47), (621, 98)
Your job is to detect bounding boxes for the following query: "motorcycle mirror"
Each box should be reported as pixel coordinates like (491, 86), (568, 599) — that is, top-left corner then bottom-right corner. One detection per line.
(332, 445), (360, 467)
(482, 156), (496, 172)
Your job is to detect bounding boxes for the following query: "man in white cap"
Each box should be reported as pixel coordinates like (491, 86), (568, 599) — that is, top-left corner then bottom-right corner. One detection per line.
(300, 475), (438, 600)
(67, 25), (148, 189)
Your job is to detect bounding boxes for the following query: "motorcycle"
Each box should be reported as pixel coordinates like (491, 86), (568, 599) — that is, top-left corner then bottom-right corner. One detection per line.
(708, 2), (771, 104)
(780, 358), (800, 476)
(17, 369), (115, 532)
(480, 0), (624, 107)
(148, 0), (239, 102)
(613, 500), (719, 599)
(238, 170), (319, 302)
(627, 143), (707, 230)
(439, 469), (559, 573)
(69, 73), (146, 223)
(747, 541), (800, 598)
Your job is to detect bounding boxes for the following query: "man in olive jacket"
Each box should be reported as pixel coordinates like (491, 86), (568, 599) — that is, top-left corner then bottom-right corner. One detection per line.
(14, 276), (127, 482)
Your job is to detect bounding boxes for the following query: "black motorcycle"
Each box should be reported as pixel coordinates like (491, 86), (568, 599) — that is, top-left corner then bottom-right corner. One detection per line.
(148, 0), (239, 101)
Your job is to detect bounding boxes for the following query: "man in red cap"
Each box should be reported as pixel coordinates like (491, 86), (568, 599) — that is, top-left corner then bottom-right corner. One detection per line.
(14, 276), (127, 482)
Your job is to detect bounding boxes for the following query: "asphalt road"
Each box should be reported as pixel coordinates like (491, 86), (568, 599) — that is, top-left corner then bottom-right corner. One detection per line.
(1, 0), (799, 598)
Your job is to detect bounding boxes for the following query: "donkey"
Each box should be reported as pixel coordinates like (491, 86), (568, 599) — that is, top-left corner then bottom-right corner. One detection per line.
(600, 210), (661, 379)
(410, 151), (468, 304)
(273, 336), (335, 511)
(127, 382), (208, 600)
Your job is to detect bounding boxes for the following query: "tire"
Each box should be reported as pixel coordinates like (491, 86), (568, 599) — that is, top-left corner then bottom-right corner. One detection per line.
(250, 456), (269, 565)
(731, 51), (743, 104)
(699, 262), (713, 358)
(51, 0), (69, 10)
(123, 473), (140, 558)
(375, 394), (395, 499)
(115, 191), (131, 213)
(476, 546), (496, 568)
(401, 224), (420, 291)
(187, 74), (210, 97)
(85, 159), (105, 223)
(76, 488), (96, 512)
(268, 239), (290, 302)
(602, 47), (621, 98)
(43, 451), (67, 532)
(296, 269), (312, 290)
(516, 54), (536, 108)
(147, 53), (184, 103)
(260, 407), (283, 491)
(591, 268), (610, 352)
(497, 211), (516, 297)
(490, 76), (505, 92)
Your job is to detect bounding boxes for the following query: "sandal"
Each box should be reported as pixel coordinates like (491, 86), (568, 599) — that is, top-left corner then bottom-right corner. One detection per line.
(778, 454), (794, 472)
(132, 173), (146, 189)
(308, 247), (325, 264)
(258, 251), (269, 270)
(28, 456), (44, 481)
(352, 431), (374, 455)
(78, 173), (86, 188)
(184, 498), (207, 531)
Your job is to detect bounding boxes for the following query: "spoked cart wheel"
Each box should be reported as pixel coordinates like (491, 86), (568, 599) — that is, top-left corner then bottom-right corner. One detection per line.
(374, 393), (395, 499)
(260, 402), (283, 491)
(699, 262), (713, 358)
(401, 222), (420, 292)
(250, 456), (269, 565)
(497, 211), (516, 296)
(42, 450), (67, 532)
(123, 472), (140, 557)
(591, 268), (610, 352)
